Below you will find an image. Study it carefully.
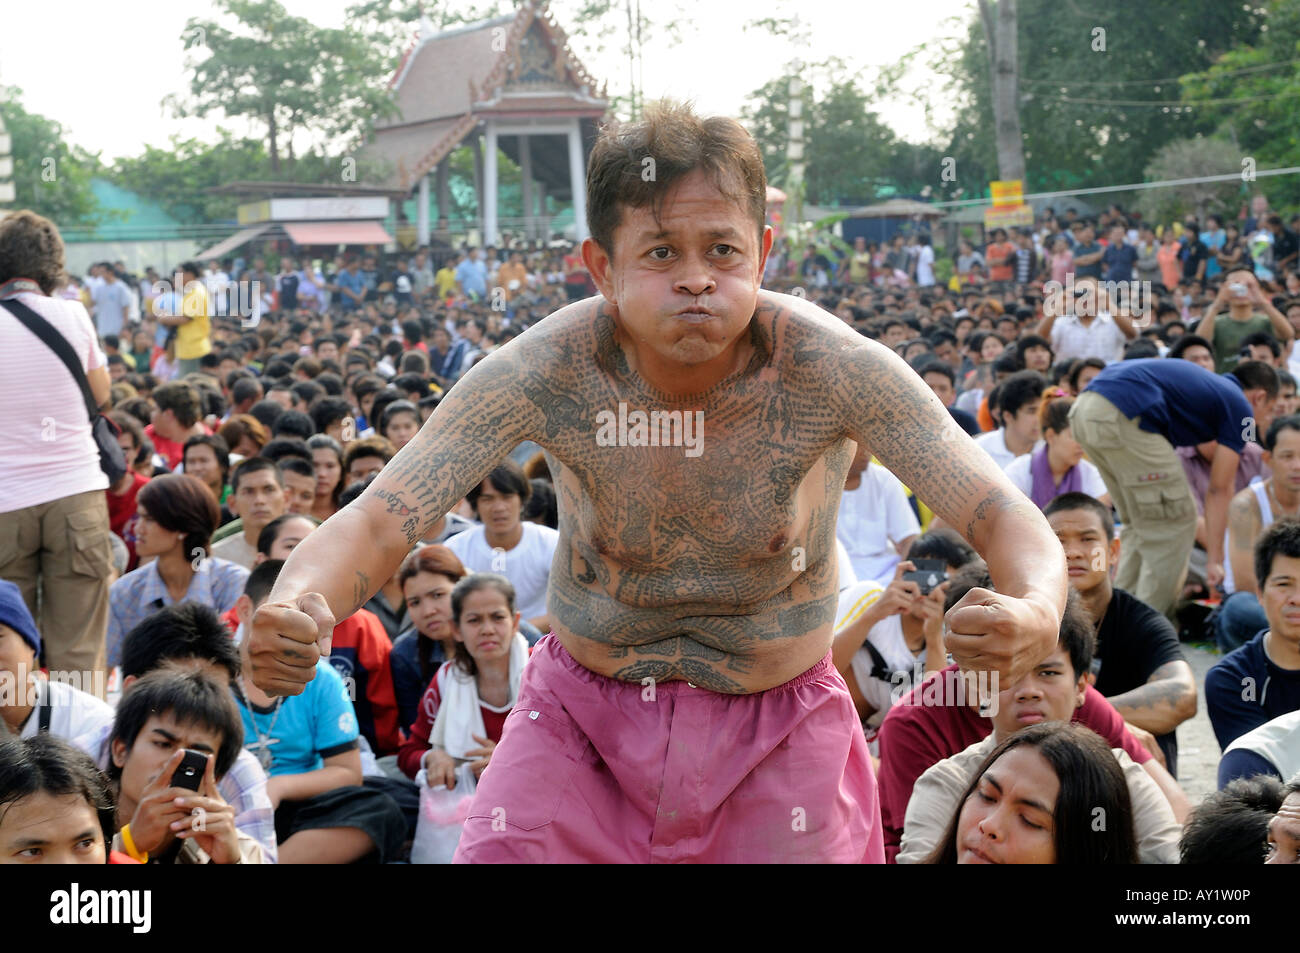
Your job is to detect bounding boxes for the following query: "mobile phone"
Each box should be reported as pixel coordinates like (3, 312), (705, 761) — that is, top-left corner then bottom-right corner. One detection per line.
(903, 558), (948, 596)
(170, 749), (209, 791)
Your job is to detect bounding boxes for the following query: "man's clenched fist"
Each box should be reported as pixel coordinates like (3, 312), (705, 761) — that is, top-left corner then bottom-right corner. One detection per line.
(248, 593), (336, 696)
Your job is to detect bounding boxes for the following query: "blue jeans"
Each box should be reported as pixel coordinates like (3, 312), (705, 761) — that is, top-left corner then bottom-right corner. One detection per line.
(1211, 591), (1268, 654)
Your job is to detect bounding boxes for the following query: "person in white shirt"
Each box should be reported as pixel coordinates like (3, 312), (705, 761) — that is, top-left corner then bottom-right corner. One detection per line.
(1003, 392), (1111, 508)
(897, 594), (1183, 864)
(832, 530), (975, 740)
(1036, 275), (1139, 364)
(915, 235), (936, 287)
(973, 370), (1046, 470)
(835, 444), (920, 587)
(0, 581), (115, 751)
(445, 461), (558, 629)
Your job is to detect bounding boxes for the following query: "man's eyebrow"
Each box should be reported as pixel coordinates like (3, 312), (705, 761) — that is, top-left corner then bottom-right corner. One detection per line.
(634, 227), (742, 241)
(151, 727), (179, 743)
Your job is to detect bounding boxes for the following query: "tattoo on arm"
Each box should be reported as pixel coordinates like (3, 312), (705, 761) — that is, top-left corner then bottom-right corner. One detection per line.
(351, 571), (371, 614)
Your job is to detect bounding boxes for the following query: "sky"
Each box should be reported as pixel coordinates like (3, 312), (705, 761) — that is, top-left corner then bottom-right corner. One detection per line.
(0, 0), (975, 164)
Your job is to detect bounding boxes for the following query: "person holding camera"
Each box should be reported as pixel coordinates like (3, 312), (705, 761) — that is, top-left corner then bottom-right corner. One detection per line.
(1197, 269), (1294, 375)
(108, 667), (263, 864)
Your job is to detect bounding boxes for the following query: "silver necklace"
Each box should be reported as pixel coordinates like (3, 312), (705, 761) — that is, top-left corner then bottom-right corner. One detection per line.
(238, 680), (284, 772)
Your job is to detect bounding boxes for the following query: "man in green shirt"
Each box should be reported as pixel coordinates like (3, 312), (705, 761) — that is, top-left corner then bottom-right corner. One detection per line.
(1197, 269), (1294, 374)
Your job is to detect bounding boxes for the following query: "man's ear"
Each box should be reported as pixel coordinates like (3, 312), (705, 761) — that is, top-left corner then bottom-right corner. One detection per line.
(1109, 535), (1121, 572)
(581, 237), (616, 303)
(111, 736), (128, 771)
(121, 674), (137, 692)
(226, 492), (240, 517)
(755, 225), (774, 283)
(234, 594), (253, 628)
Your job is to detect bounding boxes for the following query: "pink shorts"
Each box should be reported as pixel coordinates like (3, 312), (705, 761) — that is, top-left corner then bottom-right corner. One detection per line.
(454, 635), (883, 863)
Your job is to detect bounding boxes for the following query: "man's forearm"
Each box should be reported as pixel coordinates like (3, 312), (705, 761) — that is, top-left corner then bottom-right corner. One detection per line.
(268, 503), (402, 622)
(1206, 488), (1231, 566)
(1141, 760), (1191, 823)
(1109, 677), (1197, 735)
(274, 765), (362, 803)
(978, 502), (1068, 637)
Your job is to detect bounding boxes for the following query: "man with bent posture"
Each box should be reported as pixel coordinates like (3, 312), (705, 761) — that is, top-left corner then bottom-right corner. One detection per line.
(247, 101), (1067, 863)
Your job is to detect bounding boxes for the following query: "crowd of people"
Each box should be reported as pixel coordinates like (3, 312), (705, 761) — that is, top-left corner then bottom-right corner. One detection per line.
(1, 179), (1299, 864)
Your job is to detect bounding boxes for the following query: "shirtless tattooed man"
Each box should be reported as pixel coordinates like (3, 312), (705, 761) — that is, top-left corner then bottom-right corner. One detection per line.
(248, 101), (1067, 863)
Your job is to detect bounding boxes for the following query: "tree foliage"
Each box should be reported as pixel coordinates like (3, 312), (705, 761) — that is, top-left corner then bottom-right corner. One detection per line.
(168, 0), (400, 174)
(0, 86), (109, 227)
(1135, 136), (1246, 223)
(931, 0), (1265, 196)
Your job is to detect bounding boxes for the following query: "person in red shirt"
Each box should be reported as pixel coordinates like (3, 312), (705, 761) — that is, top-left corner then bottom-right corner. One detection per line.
(106, 411), (151, 571)
(398, 573), (532, 784)
(875, 565), (1174, 862)
(144, 381), (208, 470)
(985, 228), (1016, 286)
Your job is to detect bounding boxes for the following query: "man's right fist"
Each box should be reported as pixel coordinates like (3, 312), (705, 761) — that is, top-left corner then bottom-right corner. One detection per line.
(248, 593), (336, 696)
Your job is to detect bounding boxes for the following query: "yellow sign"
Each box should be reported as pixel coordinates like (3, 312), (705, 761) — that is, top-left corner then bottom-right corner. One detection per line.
(237, 200), (271, 225)
(989, 180), (1024, 208)
(983, 205), (1035, 229)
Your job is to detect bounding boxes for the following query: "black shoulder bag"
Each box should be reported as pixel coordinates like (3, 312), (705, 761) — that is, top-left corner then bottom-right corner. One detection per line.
(1, 298), (129, 484)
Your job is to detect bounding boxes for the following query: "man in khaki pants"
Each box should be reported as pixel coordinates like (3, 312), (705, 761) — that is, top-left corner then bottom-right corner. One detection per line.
(1071, 357), (1279, 617)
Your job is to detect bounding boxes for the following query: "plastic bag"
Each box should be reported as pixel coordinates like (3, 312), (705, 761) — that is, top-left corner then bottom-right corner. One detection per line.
(409, 762), (477, 864)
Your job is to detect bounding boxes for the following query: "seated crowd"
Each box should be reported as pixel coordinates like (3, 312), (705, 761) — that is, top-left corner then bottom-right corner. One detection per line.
(3, 203), (1300, 864)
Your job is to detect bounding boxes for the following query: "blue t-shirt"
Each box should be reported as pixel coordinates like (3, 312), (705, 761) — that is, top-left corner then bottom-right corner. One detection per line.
(1084, 358), (1255, 453)
(1073, 241), (1103, 278)
(335, 270), (366, 311)
(455, 259), (487, 298)
(1204, 630), (1300, 751)
(235, 660), (359, 777)
(1101, 243), (1138, 282)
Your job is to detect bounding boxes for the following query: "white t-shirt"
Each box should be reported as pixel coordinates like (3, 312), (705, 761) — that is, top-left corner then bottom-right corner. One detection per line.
(916, 245), (936, 286)
(835, 464), (921, 587)
(834, 580), (919, 728)
(972, 429), (1044, 472)
(19, 677), (116, 756)
(1003, 453), (1109, 502)
(0, 291), (109, 512)
(445, 521), (559, 620)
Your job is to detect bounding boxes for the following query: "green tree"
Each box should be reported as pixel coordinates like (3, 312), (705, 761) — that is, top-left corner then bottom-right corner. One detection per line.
(168, 0), (400, 175)
(1180, 0), (1300, 212)
(930, 0), (1265, 196)
(1135, 136), (1245, 224)
(0, 86), (109, 226)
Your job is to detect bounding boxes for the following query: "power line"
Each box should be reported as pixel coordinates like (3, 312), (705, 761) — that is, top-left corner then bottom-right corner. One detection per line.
(1019, 55), (1300, 88)
(1051, 89), (1300, 107)
(927, 165), (1300, 211)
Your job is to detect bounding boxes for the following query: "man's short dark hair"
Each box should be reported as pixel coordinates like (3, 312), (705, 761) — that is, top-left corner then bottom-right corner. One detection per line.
(918, 359), (955, 387)
(231, 456), (283, 493)
(1123, 339), (1160, 360)
(244, 559), (285, 609)
(1017, 334), (1052, 356)
(1240, 331), (1282, 359)
(110, 667), (244, 780)
(0, 734), (116, 852)
(1231, 359), (1281, 399)
(1168, 333), (1214, 361)
(1180, 775), (1286, 864)
(1255, 519), (1300, 590)
(153, 381), (202, 428)
(314, 372), (344, 397)
(585, 99), (765, 262)
(248, 398), (284, 431)
(309, 397), (353, 435)
(290, 380), (324, 409)
(1263, 414), (1300, 453)
(1043, 491), (1115, 541)
(928, 329), (958, 349)
(259, 437), (312, 465)
(466, 460), (531, 510)
(906, 529), (976, 570)
(277, 456), (315, 483)
(998, 370), (1048, 418)
(119, 602), (241, 682)
(231, 377), (263, 407)
(1067, 357), (1106, 393)
(272, 410), (315, 440)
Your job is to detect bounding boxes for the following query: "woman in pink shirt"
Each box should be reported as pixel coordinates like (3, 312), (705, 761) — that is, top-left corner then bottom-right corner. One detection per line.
(0, 211), (116, 678)
(1048, 236), (1073, 287)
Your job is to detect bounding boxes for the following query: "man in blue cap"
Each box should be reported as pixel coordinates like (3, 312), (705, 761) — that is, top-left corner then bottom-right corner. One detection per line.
(0, 580), (113, 746)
